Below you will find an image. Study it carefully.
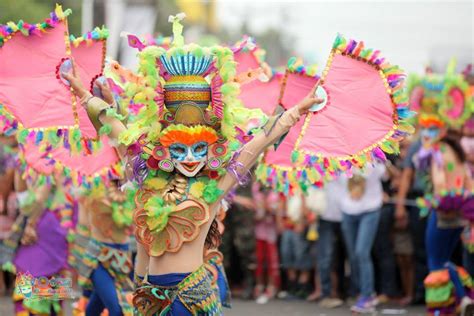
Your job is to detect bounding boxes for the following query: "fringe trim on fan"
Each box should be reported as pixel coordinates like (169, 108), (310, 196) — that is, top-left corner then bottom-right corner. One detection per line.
(18, 149), (123, 190)
(70, 26), (109, 47)
(257, 34), (415, 194)
(0, 4), (71, 47)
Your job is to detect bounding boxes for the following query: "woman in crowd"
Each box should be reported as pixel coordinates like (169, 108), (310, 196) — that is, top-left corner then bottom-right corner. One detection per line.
(338, 163), (386, 313)
(0, 138), (17, 296)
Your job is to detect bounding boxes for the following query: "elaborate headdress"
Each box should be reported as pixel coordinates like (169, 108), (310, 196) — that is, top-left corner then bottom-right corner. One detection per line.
(408, 59), (473, 129)
(119, 14), (265, 183)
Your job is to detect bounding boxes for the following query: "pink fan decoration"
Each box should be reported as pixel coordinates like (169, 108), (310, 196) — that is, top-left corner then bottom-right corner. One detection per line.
(233, 37), (281, 115)
(22, 136), (121, 186)
(0, 16), (75, 133)
(71, 31), (107, 139)
(238, 74), (283, 115)
(257, 34), (413, 193)
(232, 36), (262, 75)
(0, 6), (107, 152)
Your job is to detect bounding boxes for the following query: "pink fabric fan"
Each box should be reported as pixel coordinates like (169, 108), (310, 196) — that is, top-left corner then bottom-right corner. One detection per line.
(22, 136), (120, 182)
(238, 74), (283, 115)
(233, 37), (281, 115)
(289, 54), (394, 157)
(259, 35), (412, 193)
(0, 7), (106, 148)
(71, 34), (107, 139)
(0, 18), (76, 133)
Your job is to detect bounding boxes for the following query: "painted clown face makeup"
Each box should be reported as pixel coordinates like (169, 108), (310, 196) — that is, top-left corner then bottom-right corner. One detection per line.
(421, 126), (441, 147)
(169, 141), (209, 177)
(158, 125), (219, 176)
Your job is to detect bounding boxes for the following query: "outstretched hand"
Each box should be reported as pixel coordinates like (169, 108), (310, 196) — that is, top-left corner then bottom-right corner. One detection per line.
(297, 80), (324, 115)
(95, 80), (115, 105)
(62, 60), (115, 106)
(61, 59), (88, 99)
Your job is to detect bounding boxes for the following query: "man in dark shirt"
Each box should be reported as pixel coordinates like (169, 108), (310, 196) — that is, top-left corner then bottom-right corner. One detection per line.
(220, 183), (256, 299)
(395, 137), (429, 304)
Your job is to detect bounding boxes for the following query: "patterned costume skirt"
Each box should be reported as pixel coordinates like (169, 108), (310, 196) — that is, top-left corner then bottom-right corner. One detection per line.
(78, 239), (134, 315)
(205, 250), (231, 309)
(67, 224), (90, 270)
(425, 211), (474, 315)
(133, 265), (222, 316)
(424, 265), (473, 315)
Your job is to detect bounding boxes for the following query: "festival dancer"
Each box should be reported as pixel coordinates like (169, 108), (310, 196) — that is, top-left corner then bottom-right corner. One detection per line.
(0, 137), (18, 295)
(461, 117), (474, 277)
(9, 170), (69, 315)
(418, 122), (473, 316)
(62, 15), (323, 315)
(409, 67), (474, 315)
(74, 179), (135, 316)
(69, 189), (93, 316)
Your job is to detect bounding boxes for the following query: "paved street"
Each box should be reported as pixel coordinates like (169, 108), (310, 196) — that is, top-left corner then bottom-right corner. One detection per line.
(0, 295), (426, 315)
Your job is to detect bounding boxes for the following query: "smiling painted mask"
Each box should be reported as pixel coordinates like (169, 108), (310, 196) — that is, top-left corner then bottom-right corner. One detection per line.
(158, 125), (219, 177)
(169, 141), (209, 177)
(418, 114), (445, 148)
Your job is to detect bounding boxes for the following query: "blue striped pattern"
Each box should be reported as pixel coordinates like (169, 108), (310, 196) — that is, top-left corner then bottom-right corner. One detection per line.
(160, 53), (212, 76)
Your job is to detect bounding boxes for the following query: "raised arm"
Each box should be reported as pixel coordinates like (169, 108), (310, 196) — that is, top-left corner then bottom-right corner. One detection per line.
(219, 83), (323, 193)
(62, 63), (128, 158)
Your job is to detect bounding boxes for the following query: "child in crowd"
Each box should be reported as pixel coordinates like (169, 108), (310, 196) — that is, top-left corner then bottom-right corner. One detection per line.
(253, 184), (282, 304)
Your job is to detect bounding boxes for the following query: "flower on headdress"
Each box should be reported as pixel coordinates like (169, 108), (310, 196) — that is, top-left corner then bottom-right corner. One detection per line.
(145, 196), (175, 233)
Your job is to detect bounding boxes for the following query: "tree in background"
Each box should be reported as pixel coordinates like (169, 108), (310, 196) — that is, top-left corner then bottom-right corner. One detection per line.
(0, 0), (82, 35)
(233, 12), (294, 68)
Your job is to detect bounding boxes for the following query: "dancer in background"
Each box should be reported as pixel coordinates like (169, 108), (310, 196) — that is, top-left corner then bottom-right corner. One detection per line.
(461, 118), (474, 277)
(418, 124), (473, 316)
(76, 180), (135, 316)
(0, 137), (18, 296)
(10, 171), (68, 316)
